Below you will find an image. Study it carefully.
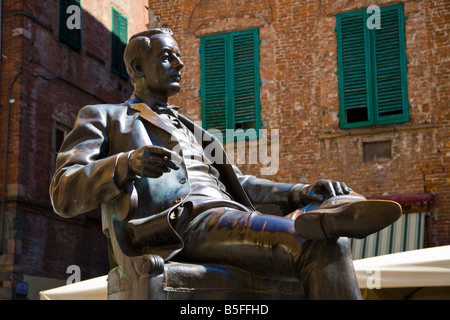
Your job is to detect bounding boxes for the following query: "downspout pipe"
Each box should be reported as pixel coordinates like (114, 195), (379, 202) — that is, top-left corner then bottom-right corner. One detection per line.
(1, 65), (23, 254)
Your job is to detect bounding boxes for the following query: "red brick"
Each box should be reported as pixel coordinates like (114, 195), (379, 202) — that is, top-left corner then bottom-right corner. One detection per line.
(151, 0), (450, 248)
(0, 0), (149, 299)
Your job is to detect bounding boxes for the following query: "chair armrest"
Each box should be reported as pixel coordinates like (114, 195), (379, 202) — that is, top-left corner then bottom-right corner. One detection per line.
(132, 254), (165, 277)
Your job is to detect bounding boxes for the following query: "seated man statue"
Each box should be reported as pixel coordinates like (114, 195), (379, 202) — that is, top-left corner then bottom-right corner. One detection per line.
(50, 28), (401, 300)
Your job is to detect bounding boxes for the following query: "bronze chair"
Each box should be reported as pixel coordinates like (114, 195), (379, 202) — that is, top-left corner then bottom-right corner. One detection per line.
(102, 189), (304, 300)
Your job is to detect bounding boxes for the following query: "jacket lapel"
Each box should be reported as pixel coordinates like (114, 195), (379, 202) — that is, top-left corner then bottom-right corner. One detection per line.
(127, 99), (254, 210)
(129, 102), (175, 136)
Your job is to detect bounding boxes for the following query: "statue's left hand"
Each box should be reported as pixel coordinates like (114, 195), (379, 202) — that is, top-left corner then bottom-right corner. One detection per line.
(300, 179), (352, 205)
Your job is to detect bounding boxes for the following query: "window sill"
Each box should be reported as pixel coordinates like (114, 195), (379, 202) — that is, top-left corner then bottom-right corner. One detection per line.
(319, 123), (435, 141)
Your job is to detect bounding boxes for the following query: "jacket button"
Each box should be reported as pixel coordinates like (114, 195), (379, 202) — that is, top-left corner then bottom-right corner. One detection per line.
(179, 178), (187, 184)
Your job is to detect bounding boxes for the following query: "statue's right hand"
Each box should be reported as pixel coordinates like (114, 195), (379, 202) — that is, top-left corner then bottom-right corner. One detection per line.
(128, 146), (182, 179)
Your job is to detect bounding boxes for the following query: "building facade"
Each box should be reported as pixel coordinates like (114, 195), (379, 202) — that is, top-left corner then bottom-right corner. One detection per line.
(0, 0), (448, 299)
(0, 0), (149, 299)
(147, 0), (449, 256)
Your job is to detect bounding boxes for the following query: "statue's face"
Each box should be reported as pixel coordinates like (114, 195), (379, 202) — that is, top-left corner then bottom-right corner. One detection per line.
(140, 34), (184, 99)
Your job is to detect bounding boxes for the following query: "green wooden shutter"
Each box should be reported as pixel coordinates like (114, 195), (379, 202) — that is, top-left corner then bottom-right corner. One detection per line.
(201, 35), (227, 134)
(337, 11), (372, 128)
(59, 0), (82, 52)
(111, 9), (121, 74)
(111, 8), (128, 79)
(372, 5), (409, 124)
(231, 30), (260, 131)
(337, 4), (409, 129)
(201, 29), (261, 140)
(120, 15), (128, 78)
(120, 15), (128, 44)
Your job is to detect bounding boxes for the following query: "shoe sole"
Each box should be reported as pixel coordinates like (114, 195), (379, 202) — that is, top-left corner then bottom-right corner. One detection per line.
(294, 200), (402, 240)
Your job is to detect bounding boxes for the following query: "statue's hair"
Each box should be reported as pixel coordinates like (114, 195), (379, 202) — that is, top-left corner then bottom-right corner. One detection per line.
(123, 28), (174, 84)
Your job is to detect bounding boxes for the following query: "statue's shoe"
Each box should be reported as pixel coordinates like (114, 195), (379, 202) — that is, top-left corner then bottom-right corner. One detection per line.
(294, 195), (402, 240)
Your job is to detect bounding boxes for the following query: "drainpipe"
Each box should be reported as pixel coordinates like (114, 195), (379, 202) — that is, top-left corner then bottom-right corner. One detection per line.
(1, 67), (23, 254)
(0, 0), (4, 255)
(1, 57), (23, 254)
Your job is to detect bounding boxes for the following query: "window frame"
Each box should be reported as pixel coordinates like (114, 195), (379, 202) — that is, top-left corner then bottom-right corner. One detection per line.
(59, 0), (82, 52)
(336, 3), (410, 129)
(52, 122), (72, 173)
(111, 8), (129, 79)
(200, 28), (262, 141)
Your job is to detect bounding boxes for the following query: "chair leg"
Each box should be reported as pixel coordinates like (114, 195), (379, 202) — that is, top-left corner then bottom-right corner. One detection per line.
(107, 254), (165, 300)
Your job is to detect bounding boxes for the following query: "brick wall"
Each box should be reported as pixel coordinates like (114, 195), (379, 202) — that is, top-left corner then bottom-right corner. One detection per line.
(0, 0), (24, 299)
(149, 0), (449, 247)
(0, 0), (149, 299)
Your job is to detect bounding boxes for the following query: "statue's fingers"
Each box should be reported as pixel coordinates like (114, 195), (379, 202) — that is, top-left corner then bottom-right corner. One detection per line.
(341, 182), (352, 194)
(326, 180), (337, 198)
(332, 181), (344, 195)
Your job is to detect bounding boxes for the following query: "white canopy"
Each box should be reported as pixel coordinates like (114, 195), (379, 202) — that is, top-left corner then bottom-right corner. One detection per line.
(40, 245), (450, 300)
(39, 275), (107, 300)
(354, 245), (450, 289)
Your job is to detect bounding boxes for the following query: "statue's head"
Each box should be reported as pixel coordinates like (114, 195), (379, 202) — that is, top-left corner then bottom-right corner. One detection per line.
(124, 28), (184, 101)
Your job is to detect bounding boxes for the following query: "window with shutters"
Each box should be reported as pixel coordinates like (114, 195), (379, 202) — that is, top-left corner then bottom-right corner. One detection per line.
(111, 8), (128, 79)
(200, 28), (261, 141)
(336, 4), (410, 129)
(52, 122), (71, 173)
(59, 0), (82, 52)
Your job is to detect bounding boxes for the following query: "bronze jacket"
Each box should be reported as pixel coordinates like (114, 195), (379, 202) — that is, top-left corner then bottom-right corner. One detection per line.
(50, 98), (304, 260)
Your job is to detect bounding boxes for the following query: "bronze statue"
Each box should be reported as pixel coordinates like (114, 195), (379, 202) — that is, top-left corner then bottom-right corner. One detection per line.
(50, 28), (401, 300)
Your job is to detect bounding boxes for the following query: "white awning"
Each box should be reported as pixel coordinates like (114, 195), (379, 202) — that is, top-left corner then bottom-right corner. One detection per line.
(351, 212), (425, 259)
(40, 245), (450, 300)
(39, 275), (107, 300)
(353, 245), (450, 289)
